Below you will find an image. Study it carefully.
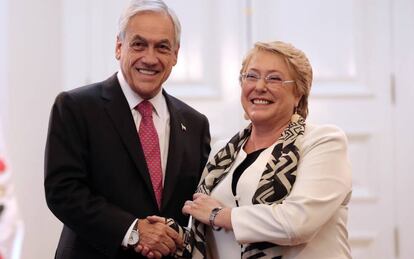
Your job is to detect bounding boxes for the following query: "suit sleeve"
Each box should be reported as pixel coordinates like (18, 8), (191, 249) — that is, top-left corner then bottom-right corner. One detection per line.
(44, 92), (135, 257)
(199, 114), (211, 174)
(231, 125), (352, 245)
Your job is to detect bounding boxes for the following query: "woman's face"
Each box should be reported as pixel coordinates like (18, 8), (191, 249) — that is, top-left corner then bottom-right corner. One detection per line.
(241, 50), (301, 128)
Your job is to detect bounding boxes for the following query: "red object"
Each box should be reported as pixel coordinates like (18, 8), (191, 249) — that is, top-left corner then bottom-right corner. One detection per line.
(0, 158), (6, 173)
(136, 101), (163, 208)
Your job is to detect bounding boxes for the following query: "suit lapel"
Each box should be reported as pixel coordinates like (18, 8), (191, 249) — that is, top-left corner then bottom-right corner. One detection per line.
(161, 91), (185, 210)
(101, 75), (157, 206)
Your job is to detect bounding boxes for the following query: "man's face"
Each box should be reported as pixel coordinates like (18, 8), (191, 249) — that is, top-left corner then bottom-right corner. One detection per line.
(115, 11), (179, 99)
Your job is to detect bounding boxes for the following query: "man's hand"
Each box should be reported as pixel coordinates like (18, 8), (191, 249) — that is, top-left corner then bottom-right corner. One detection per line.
(134, 218), (183, 258)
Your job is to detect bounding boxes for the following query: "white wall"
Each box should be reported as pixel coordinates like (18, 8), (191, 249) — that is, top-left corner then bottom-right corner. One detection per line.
(394, 0), (414, 258)
(0, 0), (8, 122)
(2, 0), (414, 258)
(6, 0), (63, 258)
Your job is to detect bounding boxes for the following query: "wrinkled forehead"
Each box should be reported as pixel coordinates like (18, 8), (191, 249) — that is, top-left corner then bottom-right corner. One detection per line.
(125, 11), (176, 43)
(120, 8), (178, 44)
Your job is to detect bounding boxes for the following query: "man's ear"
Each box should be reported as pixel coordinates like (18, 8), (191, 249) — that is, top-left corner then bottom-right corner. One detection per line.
(115, 36), (122, 60)
(172, 43), (180, 66)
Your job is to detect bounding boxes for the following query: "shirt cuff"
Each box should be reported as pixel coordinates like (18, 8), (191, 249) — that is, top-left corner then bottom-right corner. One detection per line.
(121, 219), (138, 247)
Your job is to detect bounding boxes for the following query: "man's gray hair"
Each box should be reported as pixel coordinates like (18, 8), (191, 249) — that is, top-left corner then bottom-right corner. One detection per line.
(118, 0), (181, 45)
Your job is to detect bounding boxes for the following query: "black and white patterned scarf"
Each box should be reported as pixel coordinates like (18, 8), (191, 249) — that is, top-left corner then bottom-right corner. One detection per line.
(168, 117), (305, 258)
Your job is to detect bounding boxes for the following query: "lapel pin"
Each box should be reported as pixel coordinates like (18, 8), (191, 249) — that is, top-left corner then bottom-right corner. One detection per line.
(181, 123), (187, 131)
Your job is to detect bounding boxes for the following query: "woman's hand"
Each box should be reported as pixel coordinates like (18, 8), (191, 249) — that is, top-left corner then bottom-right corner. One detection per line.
(182, 193), (233, 230)
(134, 216), (184, 259)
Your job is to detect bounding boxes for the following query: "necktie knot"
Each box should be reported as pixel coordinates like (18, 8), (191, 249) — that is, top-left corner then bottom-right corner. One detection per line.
(136, 100), (153, 118)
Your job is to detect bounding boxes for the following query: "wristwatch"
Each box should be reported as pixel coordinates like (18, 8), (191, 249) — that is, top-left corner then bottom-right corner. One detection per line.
(127, 220), (140, 248)
(209, 207), (223, 231)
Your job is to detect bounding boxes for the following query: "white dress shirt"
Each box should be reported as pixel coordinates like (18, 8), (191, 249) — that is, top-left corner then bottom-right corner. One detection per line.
(207, 123), (352, 259)
(117, 71), (171, 247)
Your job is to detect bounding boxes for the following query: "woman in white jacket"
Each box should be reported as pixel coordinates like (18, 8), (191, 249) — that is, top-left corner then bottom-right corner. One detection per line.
(148, 40), (352, 259)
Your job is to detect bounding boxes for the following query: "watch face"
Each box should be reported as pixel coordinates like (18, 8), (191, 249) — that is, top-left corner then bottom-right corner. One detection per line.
(128, 230), (139, 246)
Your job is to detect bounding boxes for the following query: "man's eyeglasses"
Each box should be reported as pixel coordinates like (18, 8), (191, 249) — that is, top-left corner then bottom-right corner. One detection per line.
(240, 72), (295, 88)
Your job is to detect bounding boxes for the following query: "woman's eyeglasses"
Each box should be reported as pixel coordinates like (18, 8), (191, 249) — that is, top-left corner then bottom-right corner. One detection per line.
(240, 72), (295, 88)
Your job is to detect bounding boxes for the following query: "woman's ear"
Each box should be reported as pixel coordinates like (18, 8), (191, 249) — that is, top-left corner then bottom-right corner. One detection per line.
(295, 95), (303, 107)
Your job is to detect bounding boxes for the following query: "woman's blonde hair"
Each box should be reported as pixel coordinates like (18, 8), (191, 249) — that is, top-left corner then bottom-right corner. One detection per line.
(240, 41), (313, 119)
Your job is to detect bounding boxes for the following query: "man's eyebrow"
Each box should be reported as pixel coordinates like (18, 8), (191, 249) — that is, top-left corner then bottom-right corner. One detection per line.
(156, 39), (173, 46)
(130, 34), (147, 42)
(129, 35), (172, 46)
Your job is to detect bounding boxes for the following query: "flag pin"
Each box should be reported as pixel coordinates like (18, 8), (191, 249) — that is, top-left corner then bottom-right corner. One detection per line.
(181, 123), (187, 131)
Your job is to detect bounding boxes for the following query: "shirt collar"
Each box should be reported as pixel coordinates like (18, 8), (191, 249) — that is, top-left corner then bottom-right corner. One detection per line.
(117, 70), (167, 118)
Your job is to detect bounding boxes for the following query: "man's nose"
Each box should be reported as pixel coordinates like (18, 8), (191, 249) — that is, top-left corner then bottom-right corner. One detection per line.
(141, 48), (158, 65)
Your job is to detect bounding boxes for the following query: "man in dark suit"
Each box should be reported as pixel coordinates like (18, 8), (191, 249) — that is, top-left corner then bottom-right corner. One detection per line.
(44, 0), (210, 258)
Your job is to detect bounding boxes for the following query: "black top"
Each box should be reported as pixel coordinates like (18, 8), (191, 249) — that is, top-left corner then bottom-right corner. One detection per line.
(231, 148), (266, 206)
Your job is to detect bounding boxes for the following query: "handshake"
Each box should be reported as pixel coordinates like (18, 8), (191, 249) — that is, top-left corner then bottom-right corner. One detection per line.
(130, 193), (223, 258)
(131, 216), (194, 259)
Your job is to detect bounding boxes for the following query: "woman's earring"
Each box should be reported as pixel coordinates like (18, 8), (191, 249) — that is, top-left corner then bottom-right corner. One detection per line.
(291, 106), (301, 123)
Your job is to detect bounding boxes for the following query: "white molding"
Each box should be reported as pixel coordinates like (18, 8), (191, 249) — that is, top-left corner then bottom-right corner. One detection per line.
(346, 132), (378, 201)
(312, 81), (374, 98)
(0, 0), (9, 123)
(393, 0), (414, 258)
(349, 231), (376, 246)
(62, 0), (90, 89)
(351, 187), (378, 202)
(164, 83), (220, 99)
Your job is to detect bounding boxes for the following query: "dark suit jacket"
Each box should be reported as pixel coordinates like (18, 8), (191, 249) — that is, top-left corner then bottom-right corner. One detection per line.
(44, 74), (211, 259)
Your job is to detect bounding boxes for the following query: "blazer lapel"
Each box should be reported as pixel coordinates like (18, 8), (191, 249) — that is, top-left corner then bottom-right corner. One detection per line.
(101, 74), (157, 206)
(161, 91), (185, 210)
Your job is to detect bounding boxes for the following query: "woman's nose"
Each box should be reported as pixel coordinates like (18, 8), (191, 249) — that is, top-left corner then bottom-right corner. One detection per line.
(254, 78), (268, 92)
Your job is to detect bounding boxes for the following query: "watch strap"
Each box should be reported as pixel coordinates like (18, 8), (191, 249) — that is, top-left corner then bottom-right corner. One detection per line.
(209, 207), (223, 231)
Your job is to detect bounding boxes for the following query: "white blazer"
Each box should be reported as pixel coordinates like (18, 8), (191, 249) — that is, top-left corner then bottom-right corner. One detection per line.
(207, 123), (352, 259)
